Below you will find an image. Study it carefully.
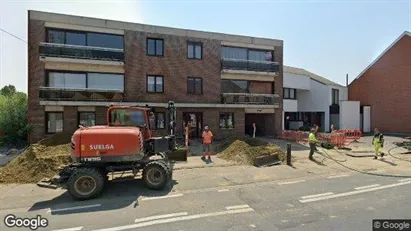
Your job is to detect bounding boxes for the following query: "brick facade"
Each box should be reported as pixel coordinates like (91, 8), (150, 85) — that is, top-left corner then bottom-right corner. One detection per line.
(124, 31), (221, 103)
(348, 34), (411, 133)
(28, 18), (46, 143)
(27, 14), (283, 143)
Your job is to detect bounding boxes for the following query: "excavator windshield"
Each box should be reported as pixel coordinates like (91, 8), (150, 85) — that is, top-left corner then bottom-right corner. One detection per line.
(109, 108), (147, 127)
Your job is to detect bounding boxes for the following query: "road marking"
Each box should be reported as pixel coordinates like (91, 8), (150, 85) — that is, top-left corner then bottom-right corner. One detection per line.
(327, 174), (349, 179)
(301, 192), (333, 199)
(277, 180), (306, 185)
(141, 194), (183, 201)
(93, 208), (254, 231)
(398, 178), (411, 182)
(135, 212), (188, 223)
(355, 184), (380, 190)
(47, 204), (101, 213)
(218, 189), (229, 192)
(226, 204), (250, 210)
(53, 227), (83, 231)
(299, 181), (411, 203)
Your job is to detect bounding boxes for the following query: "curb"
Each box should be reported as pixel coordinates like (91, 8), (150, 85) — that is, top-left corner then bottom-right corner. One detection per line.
(173, 162), (240, 170)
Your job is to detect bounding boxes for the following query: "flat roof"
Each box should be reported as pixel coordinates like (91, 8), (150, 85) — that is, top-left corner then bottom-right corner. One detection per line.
(29, 10), (283, 47)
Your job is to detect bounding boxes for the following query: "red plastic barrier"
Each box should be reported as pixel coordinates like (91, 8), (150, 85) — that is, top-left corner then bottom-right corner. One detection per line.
(338, 129), (362, 142)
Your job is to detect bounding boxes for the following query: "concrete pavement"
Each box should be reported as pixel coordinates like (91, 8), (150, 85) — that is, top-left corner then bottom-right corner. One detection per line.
(1, 171), (410, 231)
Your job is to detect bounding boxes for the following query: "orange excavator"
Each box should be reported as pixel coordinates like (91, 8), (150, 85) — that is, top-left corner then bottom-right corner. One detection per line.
(38, 101), (185, 200)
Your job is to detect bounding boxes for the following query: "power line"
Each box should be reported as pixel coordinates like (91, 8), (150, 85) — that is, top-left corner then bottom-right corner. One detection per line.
(0, 28), (27, 44)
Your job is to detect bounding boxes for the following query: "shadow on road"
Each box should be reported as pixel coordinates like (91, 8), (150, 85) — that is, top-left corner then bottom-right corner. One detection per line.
(28, 178), (178, 215)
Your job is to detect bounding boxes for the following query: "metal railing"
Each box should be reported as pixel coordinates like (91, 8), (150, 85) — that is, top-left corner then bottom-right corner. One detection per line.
(221, 58), (280, 73)
(39, 42), (124, 61)
(39, 87), (124, 101)
(221, 92), (280, 105)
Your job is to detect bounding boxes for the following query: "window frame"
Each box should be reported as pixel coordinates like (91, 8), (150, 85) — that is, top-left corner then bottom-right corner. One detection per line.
(219, 112), (235, 129)
(187, 77), (203, 95)
(332, 89), (340, 105)
(146, 75), (164, 93)
(146, 38), (164, 56)
(45, 28), (125, 49)
(45, 70), (125, 92)
(45, 112), (64, 134)
(187, 41), (203, 60)
(283, 88), (297, 100)
(150, 112), (166, 130)
(77, 111), (96, 127)
(221, 46), (274, 62)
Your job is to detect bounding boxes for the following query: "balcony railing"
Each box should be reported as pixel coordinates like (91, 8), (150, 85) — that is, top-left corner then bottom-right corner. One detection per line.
(39, 87), (124, 101)
(221, 93), (280, 105)
(221, 58), (280, 73)
(39, 43), (124, 61)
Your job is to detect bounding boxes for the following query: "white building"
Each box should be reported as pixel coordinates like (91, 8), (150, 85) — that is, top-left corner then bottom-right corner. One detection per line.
(282, 66), (348, 132)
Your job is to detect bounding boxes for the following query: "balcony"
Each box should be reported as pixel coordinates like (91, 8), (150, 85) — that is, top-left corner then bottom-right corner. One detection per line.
(39, 87), (124, 101)
(221, 58), (280, 73)
(39, 43), (124, 61)
(221, 93), (280, 106)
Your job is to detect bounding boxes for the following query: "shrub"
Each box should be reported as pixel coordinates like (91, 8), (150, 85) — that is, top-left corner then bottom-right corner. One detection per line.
(0, 92), (30, 146)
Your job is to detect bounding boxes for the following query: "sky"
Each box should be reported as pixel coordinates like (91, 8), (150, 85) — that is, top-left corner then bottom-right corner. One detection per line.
(0, 0), (410, 93)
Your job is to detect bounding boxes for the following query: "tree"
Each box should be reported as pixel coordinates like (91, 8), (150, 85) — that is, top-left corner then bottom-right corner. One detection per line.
(0, 86), (30, 146)
(0, 85), (17, 97)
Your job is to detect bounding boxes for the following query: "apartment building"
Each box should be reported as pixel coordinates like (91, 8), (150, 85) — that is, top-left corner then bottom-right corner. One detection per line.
(28, 10), (283, 143)
(283, 66), (348, 132)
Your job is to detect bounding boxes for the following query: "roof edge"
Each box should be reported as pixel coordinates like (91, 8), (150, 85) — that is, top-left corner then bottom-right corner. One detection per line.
(284, 65), (344, 87)
(353, 31), (411, 82)
(28, 9), (283, 46)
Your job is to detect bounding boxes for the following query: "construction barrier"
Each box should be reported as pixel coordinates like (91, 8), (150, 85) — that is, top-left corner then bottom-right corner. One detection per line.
(339, 129), (362, 142)
(277, 129), (355, 147)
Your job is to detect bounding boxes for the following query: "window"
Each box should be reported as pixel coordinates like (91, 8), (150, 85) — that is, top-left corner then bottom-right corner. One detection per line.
(46, 29), (124, 49)
(150, 112), (166, 129)
(187, 42), (202, 59)
(87, 73), (124, 91)
(147, 38), (164, 56)
(221, 80), (249, 93)
(65, 32), (86, 46)
(110, 109), (146, 127)
(332, 89), (339, 105)
(87, 33), (124, 49)
(187, 77), (202, 94)
(283, 88), (297, 100)
(46, 112), (63, 134)
(47, 72), (124, 91)
(219, 113), (234, 129)
(78, 112), (96, 127)
(48, 72), (86, 89)
(221, 46), (273, 61)
(147, 75), (164, 93)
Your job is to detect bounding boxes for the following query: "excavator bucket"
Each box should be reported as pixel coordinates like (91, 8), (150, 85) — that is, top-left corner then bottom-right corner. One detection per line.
(167, 147), (188, 162)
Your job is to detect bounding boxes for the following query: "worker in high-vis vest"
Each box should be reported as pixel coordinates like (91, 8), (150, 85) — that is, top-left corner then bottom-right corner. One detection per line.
(372, 128), (384, 159)
(308, 128), (318, 160)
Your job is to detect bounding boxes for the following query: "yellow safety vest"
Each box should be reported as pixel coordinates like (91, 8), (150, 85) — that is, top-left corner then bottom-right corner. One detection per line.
(309, 132), (317, 143)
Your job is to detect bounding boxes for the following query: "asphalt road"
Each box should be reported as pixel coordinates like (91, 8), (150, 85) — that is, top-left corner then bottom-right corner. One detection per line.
(1, 171), (411, 231)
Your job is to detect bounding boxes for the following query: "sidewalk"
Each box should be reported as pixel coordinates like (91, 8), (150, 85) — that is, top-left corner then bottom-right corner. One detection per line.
(173, 156), (239, 170)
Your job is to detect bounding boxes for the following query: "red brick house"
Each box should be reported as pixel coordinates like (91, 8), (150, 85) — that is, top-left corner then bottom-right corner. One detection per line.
(28, 10), (283, 143)
(348, 31), (411, 134)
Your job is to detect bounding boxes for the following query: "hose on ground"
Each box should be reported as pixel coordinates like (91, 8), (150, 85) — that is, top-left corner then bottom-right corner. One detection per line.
(387, 146), (411, 163)
(313, 144), (411, 179)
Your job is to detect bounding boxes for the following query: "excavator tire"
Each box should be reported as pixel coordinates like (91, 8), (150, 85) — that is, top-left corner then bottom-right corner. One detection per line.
(142, 160), (171, 190)
(67, 167), (105, 200)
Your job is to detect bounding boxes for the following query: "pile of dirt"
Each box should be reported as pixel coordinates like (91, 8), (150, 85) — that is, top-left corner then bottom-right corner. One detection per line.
(215, 136), (268, 152)
(0, 133), (72, 184)
(217, 138), (287, 165)
(38, 132), (73, 146)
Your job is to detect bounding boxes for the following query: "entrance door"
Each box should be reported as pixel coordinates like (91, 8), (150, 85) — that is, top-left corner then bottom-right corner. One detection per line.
(183, 112), (203, 138)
